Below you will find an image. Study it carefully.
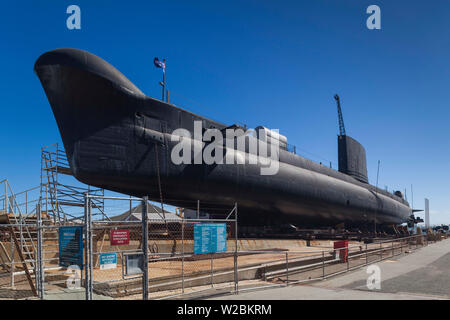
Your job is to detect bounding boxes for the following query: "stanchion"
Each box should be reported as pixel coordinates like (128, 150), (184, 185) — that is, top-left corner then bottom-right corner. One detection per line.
(36, 203), (44, 299)
(234, 204), (239, 294)
(142, 196), (149, 300)
(211, 253), (214, 288)
(182, 219), (185, 294)
(84, 196), (93, 300)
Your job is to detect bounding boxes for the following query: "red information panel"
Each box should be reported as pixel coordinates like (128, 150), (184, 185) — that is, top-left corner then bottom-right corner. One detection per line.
(110, 229), (130, 246)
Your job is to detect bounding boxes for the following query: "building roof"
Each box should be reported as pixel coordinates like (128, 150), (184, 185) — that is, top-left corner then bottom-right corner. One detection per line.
(111, 203), (181, 221)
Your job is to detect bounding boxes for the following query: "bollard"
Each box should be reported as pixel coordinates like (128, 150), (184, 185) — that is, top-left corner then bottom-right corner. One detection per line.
(322, 251), (325, 279)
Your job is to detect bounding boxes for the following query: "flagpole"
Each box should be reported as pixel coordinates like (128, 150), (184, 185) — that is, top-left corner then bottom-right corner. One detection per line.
(154, 57), (166, 102)
(162, 69), (165, 102)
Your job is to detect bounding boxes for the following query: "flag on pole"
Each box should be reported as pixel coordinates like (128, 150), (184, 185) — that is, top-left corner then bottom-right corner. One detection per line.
(153, 57), (166, 71)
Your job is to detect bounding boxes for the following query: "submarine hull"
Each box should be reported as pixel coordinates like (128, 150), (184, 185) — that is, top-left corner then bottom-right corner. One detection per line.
(34, 48), (412, 228)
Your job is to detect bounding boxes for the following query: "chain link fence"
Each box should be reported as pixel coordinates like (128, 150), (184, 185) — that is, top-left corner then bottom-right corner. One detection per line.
(235, 234), (442, 293)
(0, 187), (446, 300)
(149, 218), (238, 299)
(36, 217), (85, 300)
(34, 195), (238, 300)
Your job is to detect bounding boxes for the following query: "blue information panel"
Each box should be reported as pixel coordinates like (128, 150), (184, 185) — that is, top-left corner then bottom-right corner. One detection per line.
(99, 253), (117, 270)
(58, 226), (83, 269)
(194, 223), (227, 254)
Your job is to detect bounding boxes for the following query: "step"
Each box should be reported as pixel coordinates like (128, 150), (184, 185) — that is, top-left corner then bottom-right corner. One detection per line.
(21, 249), (36, 254)
(43, 250), (59, 254)
(21, 259), (37, 263)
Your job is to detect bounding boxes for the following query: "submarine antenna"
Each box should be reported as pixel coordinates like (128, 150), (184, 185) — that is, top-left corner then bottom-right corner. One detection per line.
(334, 94), (346, 136)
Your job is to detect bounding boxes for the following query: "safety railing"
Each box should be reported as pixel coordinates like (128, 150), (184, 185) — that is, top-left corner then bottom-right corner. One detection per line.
(231, 234), (439, 294)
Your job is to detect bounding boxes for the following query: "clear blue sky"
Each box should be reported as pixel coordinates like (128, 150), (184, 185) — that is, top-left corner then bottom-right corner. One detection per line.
(0, 1), (449, 224)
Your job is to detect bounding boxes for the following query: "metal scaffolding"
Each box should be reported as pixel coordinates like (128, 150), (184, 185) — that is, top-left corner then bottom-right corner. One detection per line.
(40, 143), (106, 223)
(0, 179), (38, 295)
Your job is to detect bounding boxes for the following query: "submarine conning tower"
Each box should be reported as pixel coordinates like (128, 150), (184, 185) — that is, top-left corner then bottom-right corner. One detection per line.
(338, 135), (369, 183)
(334, 94), (369, 184)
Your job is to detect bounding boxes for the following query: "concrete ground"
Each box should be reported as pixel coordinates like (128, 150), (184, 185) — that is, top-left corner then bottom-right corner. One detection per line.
(21, 288), (113, 300)
(42, 288), (113, 300)
(208, 238), (450, 300)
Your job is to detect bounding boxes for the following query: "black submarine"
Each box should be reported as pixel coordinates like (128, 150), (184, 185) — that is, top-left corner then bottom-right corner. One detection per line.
(34, 48), (412, 231)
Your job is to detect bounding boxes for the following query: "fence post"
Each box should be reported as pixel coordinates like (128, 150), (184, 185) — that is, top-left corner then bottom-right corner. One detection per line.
(142, 196), (149, 300)
(10, 232), (14, 288)
(84, 196), (93, 300)
(285, 251), (289, 286)
(89, 199), (93, 299)
(322, 251), (325, 279)
(181, 218), (185, 294)
(392, 240), (394, 257)
(379, 242), (382, 261)
(84, 196), (89, 300)
(36, 203), (44, 299)
(234, 203), (239, 294)
(210, 252), (214, 288)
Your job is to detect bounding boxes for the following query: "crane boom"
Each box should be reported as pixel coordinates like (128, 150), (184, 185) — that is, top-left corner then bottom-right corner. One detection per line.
(334, 94), (346, 136)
